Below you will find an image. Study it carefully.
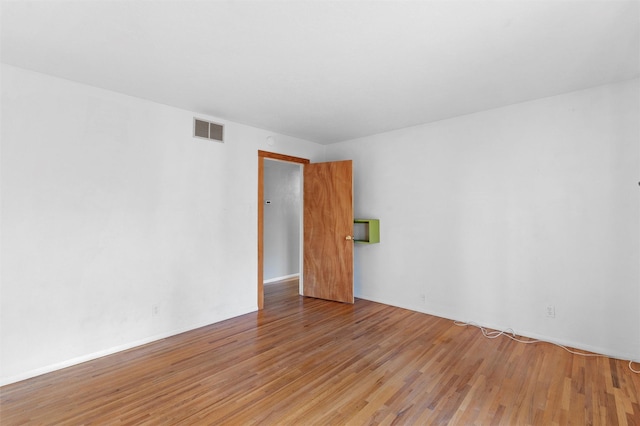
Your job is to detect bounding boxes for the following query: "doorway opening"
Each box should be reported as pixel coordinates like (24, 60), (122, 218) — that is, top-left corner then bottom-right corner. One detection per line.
(258, 151), (310, 309)
(263, 159), (302, 298)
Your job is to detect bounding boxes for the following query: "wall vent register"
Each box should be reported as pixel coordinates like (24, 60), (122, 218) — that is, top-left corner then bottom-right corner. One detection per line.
(193, 118), (224, 142)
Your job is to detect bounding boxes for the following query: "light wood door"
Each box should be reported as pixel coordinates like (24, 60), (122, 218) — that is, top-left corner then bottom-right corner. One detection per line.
(303, 160), (354, 303)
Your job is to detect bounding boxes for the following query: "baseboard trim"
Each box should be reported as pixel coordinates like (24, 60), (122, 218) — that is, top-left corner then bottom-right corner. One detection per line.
(355, 293), (638, 363)
(264, 273), (299, 284)
(0, 305), (257, 387)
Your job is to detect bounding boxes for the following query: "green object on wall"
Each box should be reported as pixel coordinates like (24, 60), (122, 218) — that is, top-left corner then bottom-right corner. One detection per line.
(353, 219), (380, 244)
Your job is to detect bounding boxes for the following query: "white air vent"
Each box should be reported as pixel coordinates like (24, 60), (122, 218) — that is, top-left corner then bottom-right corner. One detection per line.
(193, 118), (224, 142)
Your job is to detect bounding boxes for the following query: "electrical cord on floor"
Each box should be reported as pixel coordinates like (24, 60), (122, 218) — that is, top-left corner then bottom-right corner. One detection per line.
(453, 320), (640, 374)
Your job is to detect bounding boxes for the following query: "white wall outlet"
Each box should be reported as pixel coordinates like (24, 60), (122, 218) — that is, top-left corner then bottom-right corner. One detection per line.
(420, 294), (426, 303)
(152, 305), (159, 316)
(545, 305), (555, 318)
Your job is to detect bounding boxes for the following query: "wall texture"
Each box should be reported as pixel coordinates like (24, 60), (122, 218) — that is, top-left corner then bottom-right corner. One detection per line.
(2, 64), (638, 384)
(263, 160), (301, 282)
(0, 65), (325, 385)
(326, 78), (640, 361)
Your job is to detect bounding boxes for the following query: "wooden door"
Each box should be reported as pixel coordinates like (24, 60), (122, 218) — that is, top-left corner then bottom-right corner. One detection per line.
(303, 160), (354, 303)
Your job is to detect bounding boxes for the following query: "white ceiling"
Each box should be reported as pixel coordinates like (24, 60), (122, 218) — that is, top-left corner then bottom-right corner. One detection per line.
(2, 1), (638, 144)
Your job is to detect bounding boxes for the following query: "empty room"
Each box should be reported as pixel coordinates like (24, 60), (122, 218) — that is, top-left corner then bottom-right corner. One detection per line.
(1, 0), (639, 424)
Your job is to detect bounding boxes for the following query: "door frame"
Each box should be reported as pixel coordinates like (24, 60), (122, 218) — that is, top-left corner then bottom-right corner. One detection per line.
(258, 150), (310, 309)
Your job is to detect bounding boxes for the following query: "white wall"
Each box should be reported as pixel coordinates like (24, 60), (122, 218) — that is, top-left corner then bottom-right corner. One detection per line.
(2, 64), (637, 385)
(0, 64), (326, 385)
(263, 160), (301, 281)
(326, 78), (640, 361)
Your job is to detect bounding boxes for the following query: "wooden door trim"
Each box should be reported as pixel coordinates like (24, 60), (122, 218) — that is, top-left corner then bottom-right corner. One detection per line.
(258, 150), (310, 309)
(258, 150), (311, 164)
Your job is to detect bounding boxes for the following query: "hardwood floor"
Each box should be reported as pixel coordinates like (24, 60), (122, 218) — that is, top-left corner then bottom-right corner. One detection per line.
(2, 279), (639, 425)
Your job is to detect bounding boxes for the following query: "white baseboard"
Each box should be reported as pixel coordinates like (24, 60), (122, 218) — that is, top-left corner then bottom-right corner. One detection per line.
(355, 293), (638, 363)
(0, 305), (257, 387)
(264, 273), (299, 284)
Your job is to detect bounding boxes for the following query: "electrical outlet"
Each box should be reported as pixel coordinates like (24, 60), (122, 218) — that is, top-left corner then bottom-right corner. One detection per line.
(420, 294), (426, 303)
(545, 305), (555, 318)
(152, 305), (159, 316)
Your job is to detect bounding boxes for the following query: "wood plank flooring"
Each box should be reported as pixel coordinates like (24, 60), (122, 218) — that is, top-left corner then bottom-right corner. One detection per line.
(2, 279), (639, 425)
